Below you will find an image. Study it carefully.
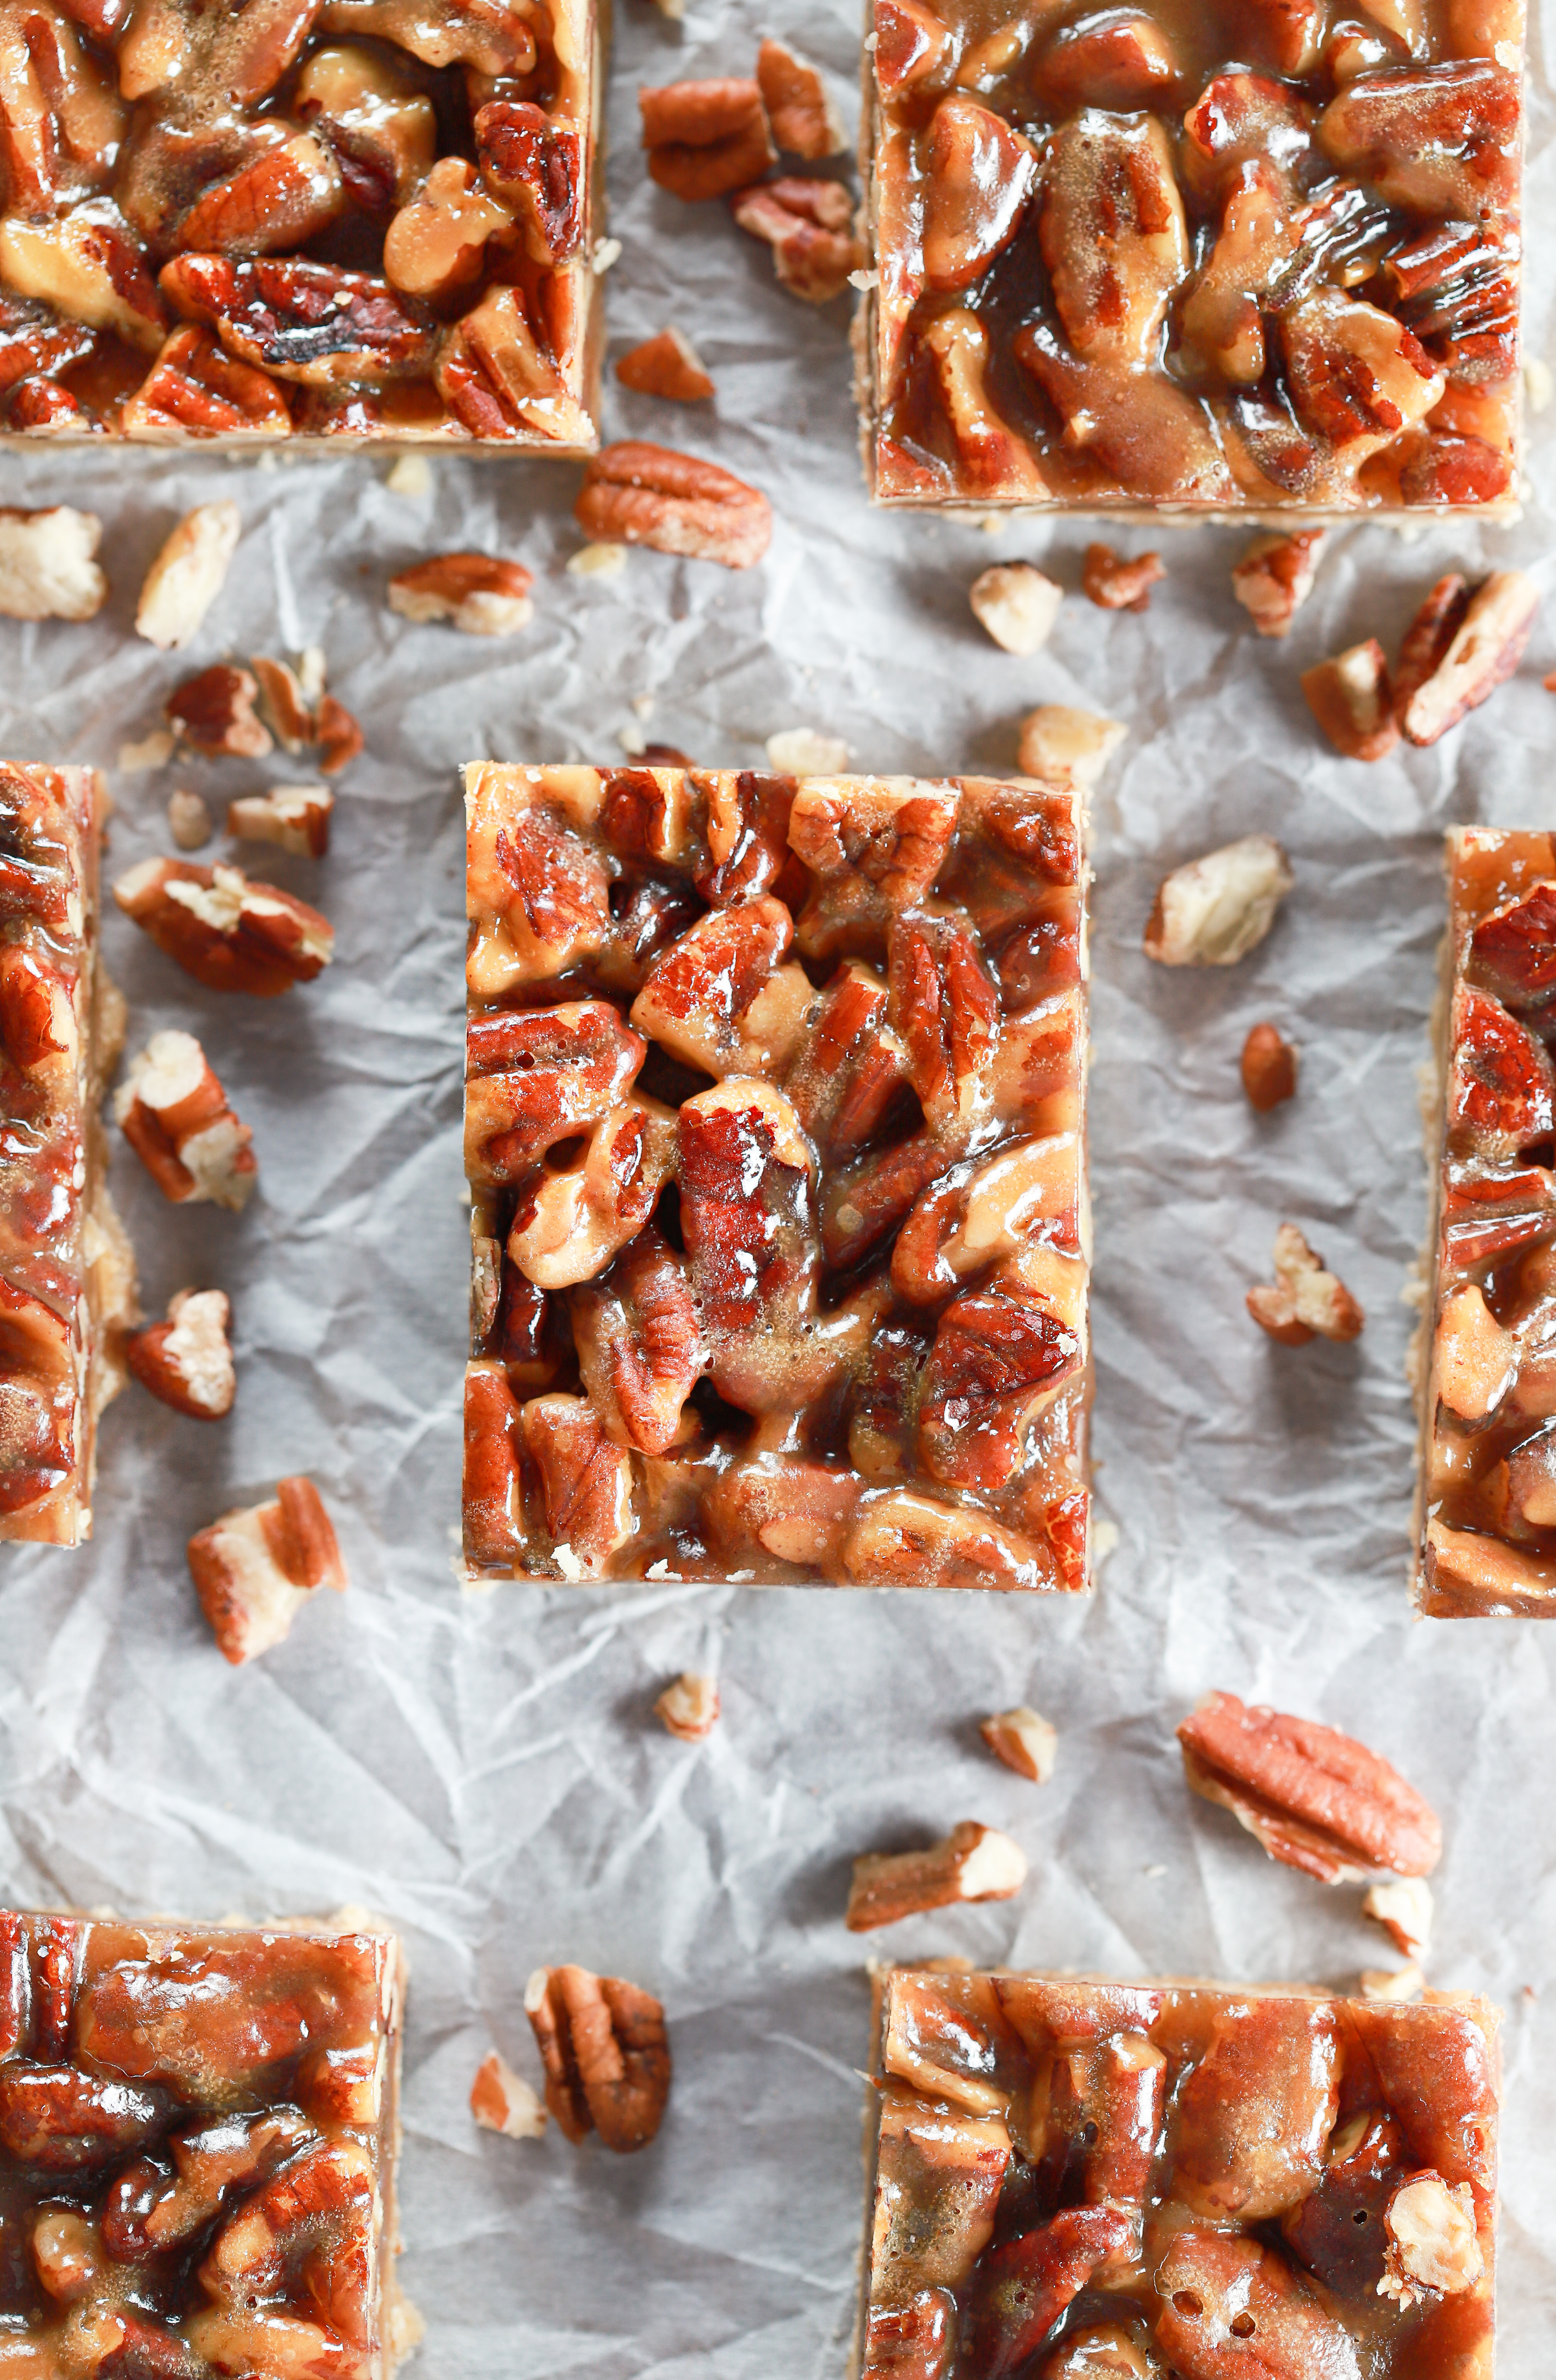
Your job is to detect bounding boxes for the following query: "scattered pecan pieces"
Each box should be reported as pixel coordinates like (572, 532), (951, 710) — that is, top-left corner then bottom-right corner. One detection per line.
(114, 1029), (257, 1209)
(640, 77), (775, 202)
(845, 1822), (1028, 1930)
(615, 327), (713, 402)
(1178, 1689), (1440, 1884)
(134, 501), (240, 649)
(970, 563), (1061, 655)
(128, 1289), (235, 1420)
(655, 1673), (719, 1740)
(114, 857), (334, 996)
(1381, 2172), (1484, 2308)
(252, 655), (313, 750)
(470, 2051), (546, 2138)
(1247, 1221), (1364, 1346)
(525, 1964), (671, 2152)
(1365, 1875), (1434, 1961)
(1143, 834), (1293, 966)
(756, 38), (844, 158)
(980, 1707), (1057, 1783)
(166, 663), (272, 759)
(187, 1476), (347, 1664)
(1302, 637), (1400, 761)
(575, 442), (772, 570)
(1082, 543), (1164, 612)
(1231, 530), (1326, 638)
(227, 785), (332, 857)
(1241, 1021), (1297, 1111)
(1017, 704), (1126, 788)
(388, 552), (534, 636)
(731, 175), (861, 303)
(315, 691), (362, 775)
(0, 506), (106, 620)
(1396, 569), (1538, 747)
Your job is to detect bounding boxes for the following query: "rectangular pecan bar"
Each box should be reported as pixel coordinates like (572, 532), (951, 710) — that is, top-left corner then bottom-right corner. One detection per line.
(861, 1963), (1498, 2377)
(1417, 827), (1556, 1616)
(860, 0), (1521, 514)
(0, 0), (602, 447)
(0, 1908), (408, 2376)
(463, 763), (1090, 1589)
(0, 762), (135, 1544)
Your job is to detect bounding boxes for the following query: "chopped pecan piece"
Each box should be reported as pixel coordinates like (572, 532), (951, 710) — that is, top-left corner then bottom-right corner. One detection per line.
(113, 857), (333, 995)
(167, 788), (211, 848)
(134, 500), (240, 648)
(525, 1964), (670, 2151)
(435, 281), (592, 447)
(1397, 570), (1537, 747)
(1281, 289), (1444, 460)
(631, 897), (809, 1079)
(1017, 704), (1126, 788)
(1381, 2171), (1484, 2307)
(1178, 1689), (1441, 1882)
(0, 505), (105, 620)
(251, 654), (313, 750)
(520, 1393), (634, 1575)
(980, 1706), (1057, 1784)
(1241, 1021), (1298, 1111)
(121, 325), (291, 439)
(470, 2050), (546, 2138)
(472, 100), (582, 263)
(575, 442), (772, 570)
(923, 307), (1046, 498)
(922, 94), (1036, 292)
(1247, 1221), (1364, 1345)
(1302, 638), (1400, 761)
(188, 1477), (346, 1663)
(466, 1000), (647, 1179)
(918, 1284), (1082, 1490)
(615, 327), (713, 402)
(165, 663), (270, 757)
(384, 152), (510, 302)
(160, 254), (434, 387)
(1231, 531), (1325, 638)
(1036, 8), (1180, 107)
(782, 961), (909, 1162)
(756, 39), (843, 158)
(1082, 544), (1164, 612)
(654, 1673), (719, 1740)
(128, 1289), (235, 1420)
(677, 1080), (822, 1414)
(297, 41), (436, 218)
(731, 175), (861, 304)
(170, 129), (345, 260)
(969, 563), (1061, 656)
(114, 1029), (256, 1209)
(227, 784), (332, 857)
(1143, 834), (1292, 966)
(388, 551), (533, 636)
(640, 76), (774, 202)
(789, 779), (957, 958)
(1365, 1875), (1434, 1961)
(314, 691), (361, 775)
(1318, 61), (1519, 217)
(969, 2207), (1135, 2372)
(846, 1822), (1027, 1931)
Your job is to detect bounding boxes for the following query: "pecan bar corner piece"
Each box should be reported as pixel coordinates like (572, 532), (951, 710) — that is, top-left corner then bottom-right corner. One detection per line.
(0, 762), (137, 1545)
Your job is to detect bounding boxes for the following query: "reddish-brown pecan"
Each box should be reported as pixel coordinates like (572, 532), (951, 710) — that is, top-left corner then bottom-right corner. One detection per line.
(575, 442), (771, 571)
(631, 896), (809, 1079)
(121, 325), (292, 438)
(128, 1288), (235, 1420)
(1280, 2108), (1406, 2298)
(694, 769), (794, 905)
(1397, 571), (1537, 746)
(1036, 8), (1179, 108)
(466, 1001), (646, 1182)
(435, 282), (590, 446)
(757, 38), (843, 158)
(1155, 2231), (1360, 2370)
(466, 771), (613, 994)
(114, 857), (333, 996)
(463, 1359), (524, 1568)
(474, 100), (583, 262)
(1171, 1998), (1341, 2221)
(730, 175), (861, 304)
(0, 2065), (169, 2170)
(170, 129), (345, 260)
(1318, 62), (1520, 218)
(1232, 531), (1326, 637)
(1281, 289), (1443, 455)
(228, 784), (333, 857)
(1470, 878), (1556, 1014)
(1082, 543), (1164, 612)
(1178, 1689), (1442, 1882)
(861, 2291), (956, 2379)
(677, 1080), (821, 1414)
(296, 41), (436, 219)
(160, 254), (435, 386)
(187, 1477), (346, 1663)
(921, 95), (1037, 293)
(847, 1822), (1027, 1931)
(925, 308), (1048, 499)
(704, 1453), (862, 1574)
(789, 779), (957, 958)
(888, 913), (1000, 1138)
(892, 1138), (1083, 1306)
(524, 1965), (670, 2152)
(1241, 1021), (1298, 1111)
(1449, 983), (1554, 1155)
(969, 2206), (1133, 2376)
(640, 77), (775, 202)
(1047, 2028), (1166, 2205)
(0, 1282), (75, 1517)
(1301, 638), (1400, 762)
(569, 1229), (701, 1456)
(315, 691), (362, 775)
(615, 327), (713, 403)
(1401, 433), (1512, 508)
(166, 662), (271, 758)
(918, 1285), (1082, 1490)
(0, 942), (73, 1070)
(507, 1097), (676, 1290)
(783, 961), (910, 1165)
(842, 1486), (1070, 1591)
(520, 1393), (634, 1575)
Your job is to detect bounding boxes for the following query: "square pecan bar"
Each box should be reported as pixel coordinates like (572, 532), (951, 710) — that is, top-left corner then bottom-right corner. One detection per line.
(0, 1908), (408, 2375)
(0, 763), (136, 1545)
(1417, 827), (1556, 1616)
(463, 763), (1090, 1589)
(860, 0), (1521, 512)
(861, 1964), (1498, 2377)
(0, 0), (600, 446)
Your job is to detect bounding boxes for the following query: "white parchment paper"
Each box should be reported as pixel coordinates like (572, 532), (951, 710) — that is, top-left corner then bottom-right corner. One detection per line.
(0, 0), (1554, 2368)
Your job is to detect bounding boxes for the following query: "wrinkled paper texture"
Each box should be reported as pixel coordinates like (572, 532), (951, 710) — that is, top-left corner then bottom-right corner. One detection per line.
(0, 0), (1554, 2369)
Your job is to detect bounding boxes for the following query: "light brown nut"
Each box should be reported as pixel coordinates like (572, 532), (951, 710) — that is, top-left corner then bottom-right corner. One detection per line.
(388, 552), (534, 636)
(969, 563), (1061, 655)
(1430, 1281), (1515, 1418)
(472, 100), (582, 263)
(297, 41), (437, 217)
(435, 281), (592, 447)
(615, 327), (713, 402)
(767, 727), (848, 774)
(1155, 2232), (1359, 2372)
(922, 306), (1047, 498)
(251, 655), (313, 750)
(731, 175), (862, 304)
(789, 780), (956, 958)
(1017, 704), (1126, 788)
(655, 1673), (719, 1740)
(167, 788), (211, 849)
(315, 692), (362, 775)
(524, 1964), (670, 2151)
(1381, 2170), (1484, 2307)
(1247, 1221), (1364, 1346)
(0, 505), (105, 619)
(1398, 570), (1539, 747)
(170, 129), (345, 259)
(166, 663), (272, 759)
(1082, 544), (1164, 612)
(520, 1393), (635, 1575)
(1301, 637), (1401, 761)
(1177, 1688), (1441, 1882)
(114, 1028), (257, 1208)
(640, 76), (775, 202)
(1361, 1961), (1425, 2002)
(846, 1821), (1027, 1931)
(1231, 529), (1326, 638)
(1143, 834), (1292, 966)
(1040, 112), (1186, 366)
(187, 1476), (347, 1664)
(383, 154), (511, 299)
(470, 2050), (546, 2138)
(226, 785), (333, 858)
(875, 0), (949, 90)
(575, 442), (771, 570)
(923, 94), (1037, 293)
(1364, 1876), (1434, 1961)
(0, 204), (163, 351)
(843, 1487), (1071, 1594)
(1241, 1021), (1298, 1111)
(128, 1289), (235, 1420)
(756, 38), (844, 158)
(134, 501), (240, 648)
(505, 1099), (674, 1289)
(980, 1707), (1056, 1783)
(1317, 60), (1519, 217)
(114, 857), (333, 996)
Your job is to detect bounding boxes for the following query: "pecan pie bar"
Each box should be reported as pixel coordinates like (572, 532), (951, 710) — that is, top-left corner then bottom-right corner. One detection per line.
(0, 763), (135, 1544)
(0, 0), (601, 446)
(861, 1963), (1498, 2377)
(1417, 827), (1556, 1616)
(0, 1909), (408, 2377)
(463, 763), (1090, 1589)
(861, 0), (1522, 513)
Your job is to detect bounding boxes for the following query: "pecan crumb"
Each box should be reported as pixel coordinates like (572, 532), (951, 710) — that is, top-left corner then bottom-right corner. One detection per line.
(187, 1476), (347, 1664)
(167, 788), (212, 851)
(655, 1672), (719, 1740)
(1364, 1875), (1434, 1960)
(970, 563), (1062, 655)
(1247, 1221), (1364, 1346)
(567, 541), (628, 578)
(1361, 1962), (1425, 2002)
(980, 1707), (1057, 1783)
(846, 1821), (1028, 1931)
(0, 505), (107, 621)
(766, 726), (848, 773)
(1240, 1021), (1297, 1111)
(470, 2051), (546, 2138)
(1082, 542), (1165, 611)
(1144, 835), (1293, 966)
(1398, 569), (1539, 747)
(167, 664), (272, 759)
(616, 327), (714, 402)
(315, 692), (364, 775)
(135, 502), (241, 650)
(227, 785), (332, 857)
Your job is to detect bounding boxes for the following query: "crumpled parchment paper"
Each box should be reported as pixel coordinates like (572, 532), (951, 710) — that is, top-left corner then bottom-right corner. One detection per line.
(0, 0), (1554, 2368)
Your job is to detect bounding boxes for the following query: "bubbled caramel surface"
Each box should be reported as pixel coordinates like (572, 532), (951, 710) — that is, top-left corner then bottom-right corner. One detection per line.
(462, 763), (1090, 1589)
(864, 0), (1522, 512)
(863, 1965), (1498, 2379)
(0, 1910), (401, 2378)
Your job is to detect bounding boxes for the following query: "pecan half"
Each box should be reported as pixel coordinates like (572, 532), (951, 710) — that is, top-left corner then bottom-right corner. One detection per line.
(227, 784), (332, 857)
(918, 1284), (1082, 1490)
(1241, 1021), (1297, 1111)
(114, 1029), (256, 1208)
(1178, 1689), (1442, 1882)
(568, 1228), (700, 1454)
(574, 442), (771, 570)
(160, 254), (435, 387)
(1318, 61), (1519, 217)
(1282, 288), (1444, 461)
(1082, 544), (1164, 612)
(843, 1488), (1069, 1591)
(128, 1289), (235, 1420)
(923, 307), (1046, 498)
(473, 100), (582, 262)
(874, 0), (948, 91)
(631, 897), (809, 1079)
(134, 500), (240, 648)
(789, 779), (957, 958)
(756, 38), (843, 159)
(677, 1079), (822, 1414)
(1396, 570), (1537, 747)
(507, 1097), (677, 1290)
(388, 551), (533, 636)
(463, 1360), (523, 1568)
(640, 76), (775, 202)
(188, 1476), (346, 1664)
(466, 1000), (646, 1179)
(436, 282), (592, 447)
(654, 1673), (719, 1739)
(0, 505), (105, 620)
(1380, 2171), (1484, 2307)
(888, 912), (1000, 1137)
(969, 563), (1061, 656)
(1040, 112), (1186, 366)
(469, 2050), (546, 2139)
(1302, 638), (1400, 761)
(969, 2207), (1134, 2373)
(298, 42), (437, 219)
(731, 175), (861, 304)
(1143, 834), (1293, 966)
(980, 1706), (1057, 1784)
(520, 1393), (634, 1575)
(166, 662), (271, 757)
(846, 1822), (1027, 1931)
(922, 94), (1037, 293)
(782, 961), (909, 1162)
(524, 1964), (670, 2151)
(615, 327), (713, 402)
(114, 857), (333, 995)
(171, 129), (346, 260)
(1247, 1221), (1364, 1345)
(121, 325), (292, 439)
